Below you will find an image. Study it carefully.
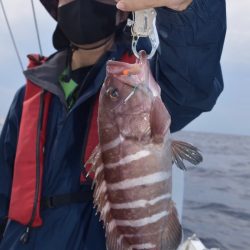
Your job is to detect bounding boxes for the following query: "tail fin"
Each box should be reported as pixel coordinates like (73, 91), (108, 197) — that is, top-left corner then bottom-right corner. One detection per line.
(161, 203), (182, 250)
(171, 140), (203, 170)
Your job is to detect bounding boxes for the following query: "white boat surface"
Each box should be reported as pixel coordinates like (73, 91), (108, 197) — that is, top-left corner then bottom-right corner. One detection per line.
(179, 234), (220, 250)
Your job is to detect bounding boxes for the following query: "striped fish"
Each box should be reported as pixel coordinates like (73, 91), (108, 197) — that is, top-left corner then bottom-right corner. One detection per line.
(87, 51), (202, 250)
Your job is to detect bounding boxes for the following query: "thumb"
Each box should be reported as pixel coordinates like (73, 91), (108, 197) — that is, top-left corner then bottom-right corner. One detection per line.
(116, 0), (158, 11)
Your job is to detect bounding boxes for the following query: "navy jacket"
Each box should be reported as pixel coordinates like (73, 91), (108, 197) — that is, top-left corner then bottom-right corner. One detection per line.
(0, 1), (226, 249)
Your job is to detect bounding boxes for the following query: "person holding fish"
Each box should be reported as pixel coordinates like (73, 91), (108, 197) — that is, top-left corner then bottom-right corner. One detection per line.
(0, 0), (226, 249)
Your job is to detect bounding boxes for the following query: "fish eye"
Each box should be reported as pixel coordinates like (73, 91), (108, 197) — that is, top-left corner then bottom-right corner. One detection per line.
(106, 87), (119, 100)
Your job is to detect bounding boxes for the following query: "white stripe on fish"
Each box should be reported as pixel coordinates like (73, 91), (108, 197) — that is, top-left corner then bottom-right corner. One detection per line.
(111, 210), (168, 228)
(111, 193), (171, 209)
(129, 243), (156, 249)
(107, 172), (170, 191)
(117, 231), (161, 245)
(102, 135), (124, 152)
(105, 150), (151, 169)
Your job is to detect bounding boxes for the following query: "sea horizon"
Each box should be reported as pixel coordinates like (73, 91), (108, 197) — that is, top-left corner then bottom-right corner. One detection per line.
(1, 120), (250, 138)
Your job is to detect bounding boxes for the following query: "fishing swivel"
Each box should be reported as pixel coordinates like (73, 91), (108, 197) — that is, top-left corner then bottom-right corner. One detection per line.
(127, 8), (159, 59)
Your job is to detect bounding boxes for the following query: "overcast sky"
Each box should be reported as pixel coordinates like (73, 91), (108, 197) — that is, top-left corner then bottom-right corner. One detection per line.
(0, 0), (249, 135)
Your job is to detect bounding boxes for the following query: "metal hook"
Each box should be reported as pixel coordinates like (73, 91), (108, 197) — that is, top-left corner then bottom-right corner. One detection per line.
(127, 9), (159, 59)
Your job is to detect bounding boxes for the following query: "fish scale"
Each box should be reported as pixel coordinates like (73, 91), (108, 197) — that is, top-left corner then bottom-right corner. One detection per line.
(87, 51), (202, 250)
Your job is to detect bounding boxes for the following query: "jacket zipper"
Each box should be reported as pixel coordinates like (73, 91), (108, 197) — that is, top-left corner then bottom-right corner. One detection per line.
(20, 90), (45, 244)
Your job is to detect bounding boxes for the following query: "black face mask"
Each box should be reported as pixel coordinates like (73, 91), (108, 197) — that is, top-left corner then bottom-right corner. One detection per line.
(57, 0), (117, 45)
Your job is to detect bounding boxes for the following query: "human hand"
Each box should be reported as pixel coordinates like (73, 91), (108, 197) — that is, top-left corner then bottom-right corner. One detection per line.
(115, 0), (193, 12)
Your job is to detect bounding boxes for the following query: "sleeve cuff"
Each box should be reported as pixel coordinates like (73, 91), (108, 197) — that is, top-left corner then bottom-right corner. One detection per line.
(160, 0), (195, 14)
(156, 1), (195, 26)
(156, 0), (226, 26)
(156, 0), (226, 46)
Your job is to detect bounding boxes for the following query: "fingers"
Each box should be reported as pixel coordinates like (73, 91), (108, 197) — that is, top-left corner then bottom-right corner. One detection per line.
(115, 0), (162, 11)
(115, 0), (193, 12)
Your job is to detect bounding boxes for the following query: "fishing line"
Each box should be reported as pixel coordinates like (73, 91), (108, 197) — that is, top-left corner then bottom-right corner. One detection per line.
(30, 0), (43, 55)
(0, 0), (24, 71)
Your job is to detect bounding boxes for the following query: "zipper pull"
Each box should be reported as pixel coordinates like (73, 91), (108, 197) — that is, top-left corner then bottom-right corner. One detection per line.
(20, 227), (30, 244)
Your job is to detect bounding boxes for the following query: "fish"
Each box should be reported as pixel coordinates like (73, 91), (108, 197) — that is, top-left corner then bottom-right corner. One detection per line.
(86, 51), (202, 250)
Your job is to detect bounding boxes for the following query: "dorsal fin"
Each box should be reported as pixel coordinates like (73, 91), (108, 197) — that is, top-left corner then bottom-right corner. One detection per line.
(86, 150), (129, 250)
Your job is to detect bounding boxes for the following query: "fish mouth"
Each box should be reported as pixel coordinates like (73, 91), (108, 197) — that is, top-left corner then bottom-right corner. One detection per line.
(109, 76), (140, 89)
(107, 75), (151, 96)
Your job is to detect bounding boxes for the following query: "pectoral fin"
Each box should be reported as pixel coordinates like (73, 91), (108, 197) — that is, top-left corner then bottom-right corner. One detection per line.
(171, 140), (203, 170)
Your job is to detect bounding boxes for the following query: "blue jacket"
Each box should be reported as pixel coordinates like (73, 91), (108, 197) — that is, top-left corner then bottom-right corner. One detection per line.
(0, 1), (226, 249)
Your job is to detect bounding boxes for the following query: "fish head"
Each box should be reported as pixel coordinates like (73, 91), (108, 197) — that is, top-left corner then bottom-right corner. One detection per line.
(100, 51), (160, 114)
(99, 51), (170, 141)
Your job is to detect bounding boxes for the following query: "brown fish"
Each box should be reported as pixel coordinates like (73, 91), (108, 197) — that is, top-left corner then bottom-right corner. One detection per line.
(87, 51), (202, 250)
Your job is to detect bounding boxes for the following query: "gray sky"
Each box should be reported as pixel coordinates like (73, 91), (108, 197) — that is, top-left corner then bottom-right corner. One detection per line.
(0, 0), (249, 135)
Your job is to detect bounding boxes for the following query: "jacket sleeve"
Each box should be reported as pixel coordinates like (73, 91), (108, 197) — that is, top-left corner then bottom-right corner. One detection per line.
(0, 86), (25, 228)
(151, 0), (226, 132)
